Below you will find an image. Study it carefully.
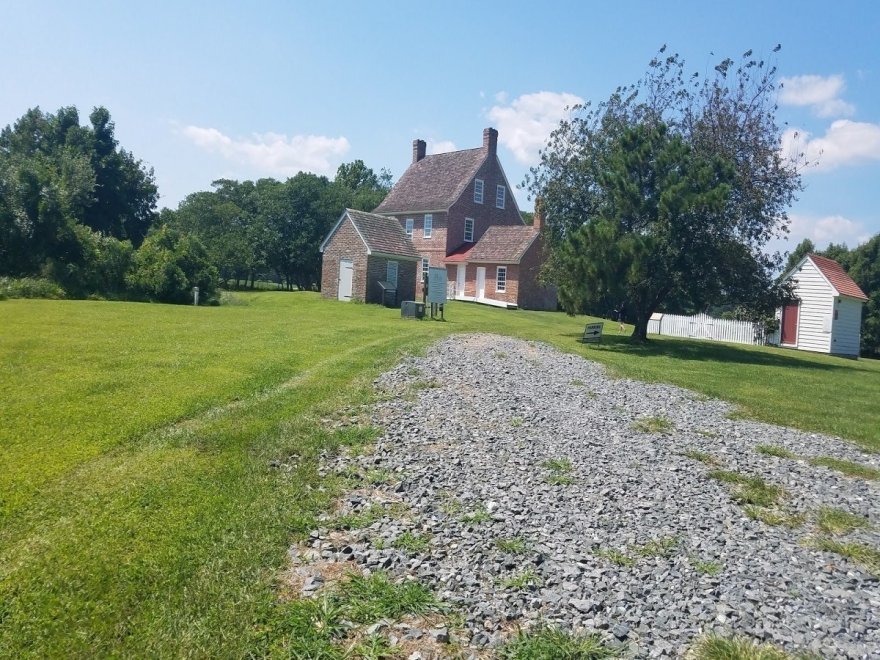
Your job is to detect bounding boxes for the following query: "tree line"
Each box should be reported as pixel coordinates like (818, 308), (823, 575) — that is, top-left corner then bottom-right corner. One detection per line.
(0, 105), (389, 303)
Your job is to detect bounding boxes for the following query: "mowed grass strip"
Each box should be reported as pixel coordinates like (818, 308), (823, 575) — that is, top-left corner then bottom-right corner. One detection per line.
(1, 292), (879, 655)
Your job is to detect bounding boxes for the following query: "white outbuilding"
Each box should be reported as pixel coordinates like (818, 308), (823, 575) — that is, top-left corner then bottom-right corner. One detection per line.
(773, 253), (867, 357)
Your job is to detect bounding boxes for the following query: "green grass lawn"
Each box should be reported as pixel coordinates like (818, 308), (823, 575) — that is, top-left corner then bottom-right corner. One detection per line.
(1, 292), (878, 657)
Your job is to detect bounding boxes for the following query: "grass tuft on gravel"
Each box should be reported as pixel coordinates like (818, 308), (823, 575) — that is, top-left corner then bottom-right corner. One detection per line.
(690, 557), (723, 576)
(807, 457), (880, 480)
(543, 457), (576, 485)
(499, 626), (621, 659)
(392, 531), (430, 554)
(496, 537), (529, 554)
(498, 568), (542, 590)
(631, 416), (673, 434)
(755, 445), (797, 459)
(808, 538), (880, 577)
(690, 634), (793, 659)
(708, 470), (784, 507)
(815, 507), (871, 536)
(743, 506), (805, 528)
(680, 449), (721, 465)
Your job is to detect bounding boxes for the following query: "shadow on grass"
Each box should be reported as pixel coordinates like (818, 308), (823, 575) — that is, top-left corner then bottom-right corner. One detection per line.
(562, 332), (860, 372)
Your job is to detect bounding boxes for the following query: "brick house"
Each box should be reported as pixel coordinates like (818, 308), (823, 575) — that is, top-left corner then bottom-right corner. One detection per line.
(319, 208), (419, 304)
(372, 129), (520, 288)
(444, 211), (556, 310)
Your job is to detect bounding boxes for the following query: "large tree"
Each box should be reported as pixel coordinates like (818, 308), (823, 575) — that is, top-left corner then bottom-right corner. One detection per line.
(0, 105), (157, 280)
(528, 46), (801, 341)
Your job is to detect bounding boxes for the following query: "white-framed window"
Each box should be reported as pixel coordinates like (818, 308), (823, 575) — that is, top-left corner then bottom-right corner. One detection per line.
(496, 266), (507, 293)
(405, 218), (414, 237)
(474, 178), (484, 204)
(496, 185), (506, 209)
(423, 214), (432, 238)
(464, 217), (474, 242)
(422, 257), (430, 278)
(386, 261), (398, 287)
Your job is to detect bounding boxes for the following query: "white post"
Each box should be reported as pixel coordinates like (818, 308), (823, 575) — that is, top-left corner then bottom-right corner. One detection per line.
(193, 287), (199, 306)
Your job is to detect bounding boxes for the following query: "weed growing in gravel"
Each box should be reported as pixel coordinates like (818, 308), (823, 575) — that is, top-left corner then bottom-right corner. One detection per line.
(411, 378), (442, 391)
(742, 506), (805, 528)
(691, 633), (792, 660)
(695, 429), (719, 438)
(440, 498), (463, 516)
(631, 416), (673, 434)
(364, 468), (396, 485)
(543, 457), (576, 486)
(690, 557), (723, 576)
(708, 470), (784, 507)
(634, 537), (679, 558)
(808, 538), (880, 578)
(460, 507), (492, 524)
(496, 537), (529, 554)
(330, 504), (385, 530)
(283, 572), (445, 657)
(406, 367), (421, 377)
(494, 350), (508, 359)
(808, 457), (880, 480)
(680, 449), (721, 466)
(570, 378), (586, 387)
(815, 507), (871, 536)
(393, 531), (430, 554)
(499, 626), (620, 659)
(594, 548), (635, 567)
(498, 568), (542, 589)
(755, 445), (797, 459)
(511, 417), (523, 427)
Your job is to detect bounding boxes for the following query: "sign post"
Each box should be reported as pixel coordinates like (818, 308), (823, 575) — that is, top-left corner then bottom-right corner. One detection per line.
(580, 322), (603, 345)
(426, 267), (447, 320)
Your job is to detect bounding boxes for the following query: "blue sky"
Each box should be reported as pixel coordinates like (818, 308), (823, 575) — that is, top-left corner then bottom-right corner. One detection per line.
(2, 1), (878, 253)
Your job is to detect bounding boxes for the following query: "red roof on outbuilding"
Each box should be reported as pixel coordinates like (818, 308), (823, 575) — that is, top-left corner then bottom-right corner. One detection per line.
(809, 254), (868, 301)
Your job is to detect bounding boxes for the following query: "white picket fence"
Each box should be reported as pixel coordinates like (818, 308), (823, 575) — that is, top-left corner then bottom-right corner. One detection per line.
(647, 312), (766, 346)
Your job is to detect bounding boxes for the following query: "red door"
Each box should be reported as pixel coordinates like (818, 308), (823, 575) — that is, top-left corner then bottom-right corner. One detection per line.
(781, 302), (799, 345)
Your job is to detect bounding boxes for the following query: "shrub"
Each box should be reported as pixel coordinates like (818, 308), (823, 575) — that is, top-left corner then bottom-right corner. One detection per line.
(43, 225), (133, 297)
(0, 276), (66, 299)
(126, 226), (218, 304)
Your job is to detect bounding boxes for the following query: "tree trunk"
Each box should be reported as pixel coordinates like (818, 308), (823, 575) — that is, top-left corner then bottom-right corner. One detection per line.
(630, 317), (650, 343)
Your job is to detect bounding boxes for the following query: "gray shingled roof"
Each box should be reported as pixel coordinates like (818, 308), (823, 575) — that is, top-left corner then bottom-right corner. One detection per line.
(373, 148), (486, 213)
(346, 209), (421, 259)
(467, 226), (538, 263)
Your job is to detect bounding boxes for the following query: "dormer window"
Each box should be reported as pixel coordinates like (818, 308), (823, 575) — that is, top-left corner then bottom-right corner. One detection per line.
(474, 179), (484, 204)
(405, 218), (414, 237)
(496, 185), (506, 209)
(423, 214), (432, 238)
(464, 218), (474, 242)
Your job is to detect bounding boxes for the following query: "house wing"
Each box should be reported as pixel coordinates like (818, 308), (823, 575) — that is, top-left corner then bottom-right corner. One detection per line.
(373, 148), (486, 213)
(346, 209), (421, 260)
(466, 226), (539, 263)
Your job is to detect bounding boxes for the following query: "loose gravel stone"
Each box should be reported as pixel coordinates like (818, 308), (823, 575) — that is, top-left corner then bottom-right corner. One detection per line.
(312, 334), (880, 658)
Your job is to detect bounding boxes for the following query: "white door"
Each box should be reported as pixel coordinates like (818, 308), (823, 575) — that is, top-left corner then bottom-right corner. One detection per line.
(456, 264), (466, 298)
(476, 267), (486, 300)
(338, 259), (354, 301)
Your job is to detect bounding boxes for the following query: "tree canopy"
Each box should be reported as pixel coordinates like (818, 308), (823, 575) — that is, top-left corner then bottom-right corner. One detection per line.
(0, 106), (158, 280)
(528, 46), (801, 341)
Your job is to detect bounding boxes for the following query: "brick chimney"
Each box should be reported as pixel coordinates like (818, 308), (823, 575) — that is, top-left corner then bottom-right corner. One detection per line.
(412, 139), (426, 163)
(482, 127), (498, 156)
(532, 198), (543, 231)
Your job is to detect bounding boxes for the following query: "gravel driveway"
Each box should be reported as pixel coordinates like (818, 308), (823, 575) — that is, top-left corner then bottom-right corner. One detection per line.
(298, 334), (880, 658)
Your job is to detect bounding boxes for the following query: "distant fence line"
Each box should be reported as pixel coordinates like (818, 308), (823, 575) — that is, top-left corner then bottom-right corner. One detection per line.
(647, 312), (766, 346)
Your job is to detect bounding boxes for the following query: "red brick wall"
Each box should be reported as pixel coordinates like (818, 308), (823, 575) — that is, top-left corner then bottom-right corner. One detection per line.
(381, 212), (448, 297)
(448, 157), (523, 254)
(365, 256), (417, 305)
(321, 218), (368, 301)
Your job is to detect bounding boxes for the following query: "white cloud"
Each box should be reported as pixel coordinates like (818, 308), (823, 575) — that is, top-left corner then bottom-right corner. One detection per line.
(486, 91), (583, 165)
(494, 91), (509, 104)
(180, 125), (349, 177)
(778, 74), (854, 118)
(786, 213), (868, 248)
(781, 120), (880, 172)
(428, 140), (457, 154)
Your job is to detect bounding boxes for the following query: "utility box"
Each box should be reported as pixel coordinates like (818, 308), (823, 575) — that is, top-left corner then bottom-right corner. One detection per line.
(377, 280), (398, 308)
(401, 301), (425, 319)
